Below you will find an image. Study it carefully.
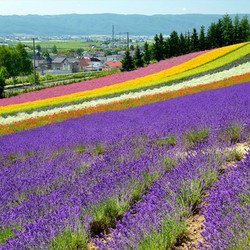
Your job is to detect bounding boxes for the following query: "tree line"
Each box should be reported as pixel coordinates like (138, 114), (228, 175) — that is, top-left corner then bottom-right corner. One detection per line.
(121, 14), (249, 71)
(0, 43), (33, 97)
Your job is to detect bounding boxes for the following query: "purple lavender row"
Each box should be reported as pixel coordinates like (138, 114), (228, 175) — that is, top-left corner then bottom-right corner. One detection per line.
(0, 83), (249, 248)
(1, 204), (92, 250)
(198, 151), (250, 250)
(0, 142), (169, 248)
(1, 82), (249, 159)
(94, 150), (222, 249)
(0, 140), (163, 216)
(0, 151), (92, 228)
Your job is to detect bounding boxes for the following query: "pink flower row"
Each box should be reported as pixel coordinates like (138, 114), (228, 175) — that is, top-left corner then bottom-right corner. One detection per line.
(0, 51), (207, 106)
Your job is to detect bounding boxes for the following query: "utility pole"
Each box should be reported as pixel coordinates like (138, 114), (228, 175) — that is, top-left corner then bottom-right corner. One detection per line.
(32, 38), (36, 85)
(112, 25), (114, 49)
(127, 32), (129, 50)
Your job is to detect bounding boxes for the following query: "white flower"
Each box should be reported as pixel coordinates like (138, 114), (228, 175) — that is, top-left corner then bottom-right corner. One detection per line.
(0, 62), (249, 125)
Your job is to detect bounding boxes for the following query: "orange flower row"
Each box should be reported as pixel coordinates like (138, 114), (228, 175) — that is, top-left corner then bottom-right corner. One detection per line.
(0, 73), (249, 136)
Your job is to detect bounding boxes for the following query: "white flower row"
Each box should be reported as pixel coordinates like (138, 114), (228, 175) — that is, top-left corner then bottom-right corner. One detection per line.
(1, 62), (249, 125)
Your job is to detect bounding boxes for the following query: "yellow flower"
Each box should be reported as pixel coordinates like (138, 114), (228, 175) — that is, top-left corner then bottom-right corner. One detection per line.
(0, 42), (249, 115)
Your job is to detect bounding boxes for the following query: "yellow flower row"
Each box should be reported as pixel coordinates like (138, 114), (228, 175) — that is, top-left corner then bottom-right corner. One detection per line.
(143, 42), (250, 88)
(0, 42), (248, 115)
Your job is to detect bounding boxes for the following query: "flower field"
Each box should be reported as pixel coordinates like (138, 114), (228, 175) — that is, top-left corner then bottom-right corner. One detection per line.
(199, 152), (250, 249)
(0, 42), (250, 249)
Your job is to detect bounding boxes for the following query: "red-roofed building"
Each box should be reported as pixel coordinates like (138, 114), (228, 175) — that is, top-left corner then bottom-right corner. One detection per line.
(102, 61), (122, 71)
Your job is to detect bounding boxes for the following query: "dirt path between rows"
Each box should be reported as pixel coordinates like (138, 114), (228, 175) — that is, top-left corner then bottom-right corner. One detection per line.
(86, 142), (250, 250)
(173, 142), (249, 250)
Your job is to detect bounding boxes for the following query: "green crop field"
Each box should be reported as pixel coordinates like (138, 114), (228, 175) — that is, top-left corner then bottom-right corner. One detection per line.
(13, 39), (103, 51)
(36, 40), (87, 49)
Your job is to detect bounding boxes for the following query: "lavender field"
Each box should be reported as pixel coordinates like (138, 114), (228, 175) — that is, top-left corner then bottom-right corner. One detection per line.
(0, 80), (249, 249)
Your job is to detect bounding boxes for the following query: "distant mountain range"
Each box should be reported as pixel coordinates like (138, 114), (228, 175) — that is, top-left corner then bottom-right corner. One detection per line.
(0, 14), (249, 36)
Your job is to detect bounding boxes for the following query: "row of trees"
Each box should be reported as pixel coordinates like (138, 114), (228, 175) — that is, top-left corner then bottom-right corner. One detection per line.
(36, 44), (58, 58)
(152, 14), (249, 61)
(0, 43), (33, 97)
(121, 14), (249, 71)
(121, 45), (149, 72)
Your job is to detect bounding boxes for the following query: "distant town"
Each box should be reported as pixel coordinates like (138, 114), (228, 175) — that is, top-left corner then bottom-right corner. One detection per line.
(0, 34), (156, 75)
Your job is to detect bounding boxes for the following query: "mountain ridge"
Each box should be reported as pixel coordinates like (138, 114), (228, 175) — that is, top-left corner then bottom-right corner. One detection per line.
(0, 13), (249, 36)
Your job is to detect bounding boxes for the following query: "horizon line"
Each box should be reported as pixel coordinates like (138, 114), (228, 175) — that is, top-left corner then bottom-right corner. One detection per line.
(0, 12), (250, 17)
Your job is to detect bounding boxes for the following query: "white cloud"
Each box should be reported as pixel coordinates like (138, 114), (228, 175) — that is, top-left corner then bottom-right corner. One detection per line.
(182, 7), (187, 11)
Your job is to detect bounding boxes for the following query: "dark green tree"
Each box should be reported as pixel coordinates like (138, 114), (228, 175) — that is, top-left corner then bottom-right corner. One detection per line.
(152, 33), (165, 61)
(0, 66), (8, 98)
(199, 26), (206, 50)
(179, 33), (187, 55)
(0, 74), (5, 98)
(36, 44), (42, 52)
(191, 28), (199, 51)
(121, 49), (135, 72)
(16, 43), (33, 76)
(207, 22), (221, 48)
(36, 51), (41, 59)
(168, 30), (180, 57)
(133, 45), (144, 68)
(36, 44), (42, 59)
(76, 48), (83, 57)
(9, 48), (20, 81)
(0, 46), (11, 74)
(0, 44), (32, 81)
(185, 32), (192, 53)
(215, 19), (224, 47)
(51, 44), (58, 54)
(42, 49), (50, 58)
(104, 50), (112, 56)
(207, 19), (224, 48)
(233, 15), (241, 44)
(158, 33), (165, 59)
(239, 16), (250, 42)
(143, 41), (151, 65)
(163, 38), (170, 58)
(222, 14), (234, 45)
(152, 34), (160, 61)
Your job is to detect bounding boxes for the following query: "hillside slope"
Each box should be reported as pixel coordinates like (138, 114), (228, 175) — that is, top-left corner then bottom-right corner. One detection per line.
(0, 43), (249, 250)
(0, 42), (249, 135)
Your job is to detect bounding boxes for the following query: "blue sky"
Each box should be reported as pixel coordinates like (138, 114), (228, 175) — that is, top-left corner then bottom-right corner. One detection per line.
(0, 0), (249, 15)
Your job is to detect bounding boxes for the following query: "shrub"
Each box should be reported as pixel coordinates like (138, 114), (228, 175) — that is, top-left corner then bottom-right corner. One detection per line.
(0, 66), (8, 98)
(28, 72), (40, 85)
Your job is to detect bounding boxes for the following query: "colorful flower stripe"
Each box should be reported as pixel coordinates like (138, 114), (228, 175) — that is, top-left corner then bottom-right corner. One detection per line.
(1, 81), (249, 161)
(0, 74), (249, 136)
(1, 62), (249, 126)
(0, 51), (206, 106)
(0, 42), (247, 115)
(148, 42), (250, 87)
